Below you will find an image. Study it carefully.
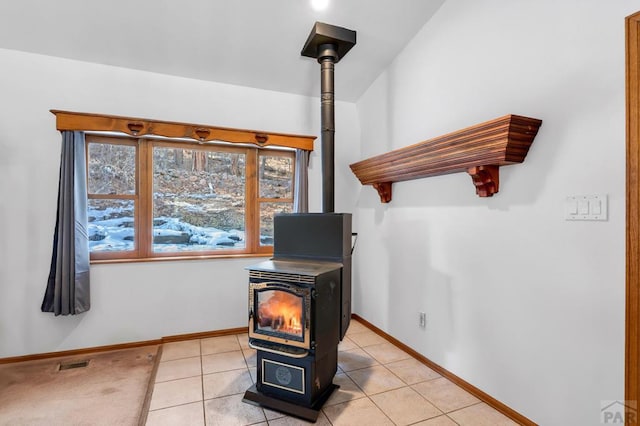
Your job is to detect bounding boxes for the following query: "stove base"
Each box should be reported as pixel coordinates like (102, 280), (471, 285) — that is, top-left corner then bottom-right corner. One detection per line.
(242, 383), (339, 423)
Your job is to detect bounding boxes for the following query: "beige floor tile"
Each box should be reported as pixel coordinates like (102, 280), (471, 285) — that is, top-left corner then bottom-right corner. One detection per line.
(155, 356), (201, 383)
(268, 411), (331, 425)
(201, 335), (242, 355)
(338, 336), (358, 352)
(202, 350), (247, 374)
(243, 348), (257, 367)
(322, 397), (394, 426)
(362, 342), (412, 364)
(412, 377), (480, 413)
(203, 368), (252, 399)
(263, 406), (287, 421)
(149, 376), (203, 410)
(385, 358), (441, 385)
(236, 333), (250, 349)
(249, 367), (258, 384)
(370, 386), (442, 425)
(161, 340), (201, 361)
(412, 415), (459, 426)
(347, 331), (387, 347)
(337, 347), (379, 372)
(448, 402), (519, 426)
(346, 365), (405, 395)
(325, 372), (367, 406)
(345, 321), (369, 335)
(145, 401), (204, 426)
(204, 393), (266, 426)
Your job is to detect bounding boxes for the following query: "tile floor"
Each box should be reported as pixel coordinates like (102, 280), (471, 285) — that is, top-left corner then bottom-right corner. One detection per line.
(145, 320), (519, 426)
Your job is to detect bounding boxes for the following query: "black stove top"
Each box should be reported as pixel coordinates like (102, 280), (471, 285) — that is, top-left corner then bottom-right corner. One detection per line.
(247, 259), (343, 277)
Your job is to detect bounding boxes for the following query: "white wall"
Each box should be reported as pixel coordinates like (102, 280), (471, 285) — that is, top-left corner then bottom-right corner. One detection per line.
(0, 47), (360, 358)
(353, 1), (636, 424)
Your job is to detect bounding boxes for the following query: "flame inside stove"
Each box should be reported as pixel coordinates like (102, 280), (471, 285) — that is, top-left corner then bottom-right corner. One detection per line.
(256, 290), (303, 337)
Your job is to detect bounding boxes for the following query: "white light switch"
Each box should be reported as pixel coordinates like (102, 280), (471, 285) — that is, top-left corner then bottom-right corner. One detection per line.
(578, 200), (589, 215)
(565, 194), (608, 221)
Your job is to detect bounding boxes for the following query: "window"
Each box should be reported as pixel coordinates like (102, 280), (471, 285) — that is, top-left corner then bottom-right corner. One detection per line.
(258, 152), (295, 245)
(87, 137), (138, 253)
(86, 135), (295, 261)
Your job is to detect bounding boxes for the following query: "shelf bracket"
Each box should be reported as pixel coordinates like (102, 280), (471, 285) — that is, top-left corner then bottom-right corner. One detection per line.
(467, 165), (500, 197)
(372, 182), (393, 203)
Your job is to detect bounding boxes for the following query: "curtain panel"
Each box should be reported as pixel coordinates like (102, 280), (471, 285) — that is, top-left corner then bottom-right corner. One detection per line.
(293, 149), (310, 213)
(41, 131), (90, 315)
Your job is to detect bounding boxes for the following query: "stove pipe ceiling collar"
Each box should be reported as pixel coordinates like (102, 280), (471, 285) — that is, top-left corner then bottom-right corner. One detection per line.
(301, 22), (356, 213)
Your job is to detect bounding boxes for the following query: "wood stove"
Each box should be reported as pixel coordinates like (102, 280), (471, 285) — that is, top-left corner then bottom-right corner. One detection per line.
(243, 213), (351, 421)
(243, 22), (357, 422)
(246, 259), (341, 407)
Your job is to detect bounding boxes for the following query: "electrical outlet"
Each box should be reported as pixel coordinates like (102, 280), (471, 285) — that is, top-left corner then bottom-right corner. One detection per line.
(419, 312), (426, 328)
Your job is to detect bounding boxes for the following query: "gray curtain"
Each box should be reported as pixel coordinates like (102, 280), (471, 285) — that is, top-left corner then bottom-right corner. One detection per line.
(42, 131), (90, 315)
(293, 149), (310, 213)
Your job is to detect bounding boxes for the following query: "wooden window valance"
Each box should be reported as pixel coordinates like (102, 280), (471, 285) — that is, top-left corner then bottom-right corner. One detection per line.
(50, 110), (316, 151)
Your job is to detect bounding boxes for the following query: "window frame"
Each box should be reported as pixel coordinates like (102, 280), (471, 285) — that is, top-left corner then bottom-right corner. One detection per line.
(86, 135), (140, 261)
(86, 134), (296, 262)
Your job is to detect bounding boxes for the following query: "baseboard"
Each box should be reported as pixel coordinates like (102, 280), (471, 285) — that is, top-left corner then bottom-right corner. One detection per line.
(0, 339), (163, 364)
(0, 326), (249, 365)
(351, 313), (536, 426)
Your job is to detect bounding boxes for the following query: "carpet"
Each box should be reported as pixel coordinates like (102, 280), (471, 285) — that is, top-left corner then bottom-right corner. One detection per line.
(0, 345), (159, 426)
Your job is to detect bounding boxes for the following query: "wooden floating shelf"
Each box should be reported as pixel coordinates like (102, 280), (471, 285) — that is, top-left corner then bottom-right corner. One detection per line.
(349, 114), (542, 202)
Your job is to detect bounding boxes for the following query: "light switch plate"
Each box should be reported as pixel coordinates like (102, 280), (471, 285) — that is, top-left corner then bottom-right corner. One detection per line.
(565, 194), (608, 221)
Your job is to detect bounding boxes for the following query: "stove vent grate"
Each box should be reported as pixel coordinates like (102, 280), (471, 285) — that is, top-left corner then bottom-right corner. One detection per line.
(249, 271), (315, 284)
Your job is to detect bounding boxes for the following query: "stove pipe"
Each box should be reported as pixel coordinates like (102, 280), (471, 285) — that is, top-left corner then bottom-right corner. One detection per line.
(301, 23), (356, 213)
(319, 45), (337, 213)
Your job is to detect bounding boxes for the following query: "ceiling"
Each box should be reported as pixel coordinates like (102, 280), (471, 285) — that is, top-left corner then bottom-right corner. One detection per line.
(0, 0), (444, 102)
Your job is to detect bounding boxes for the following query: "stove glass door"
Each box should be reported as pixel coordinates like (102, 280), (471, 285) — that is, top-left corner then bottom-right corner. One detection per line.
(256, 288), (304, 339)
